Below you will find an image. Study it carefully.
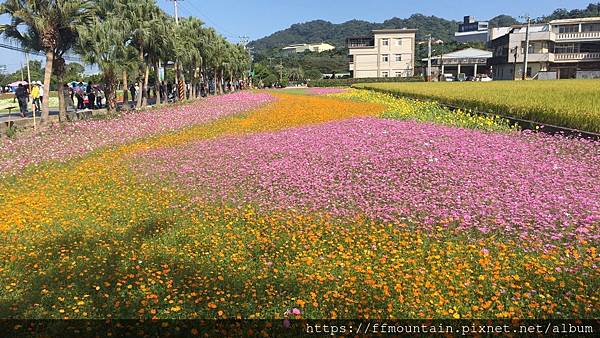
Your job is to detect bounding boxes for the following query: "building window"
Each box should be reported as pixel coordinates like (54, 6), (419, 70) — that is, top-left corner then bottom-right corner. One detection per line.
(555, 43), (580, 53)
(396, 39), (402, 46)
(582, 23), (600, 32)
(395, 71), (403, 77)
(382, 54), (389, 62)
(521, 42), (537, 54)
(382, 39), (389, 46)
(381, 71), (389, 77)
(558, 25), (579, 33)
(395, 54), (402, 62)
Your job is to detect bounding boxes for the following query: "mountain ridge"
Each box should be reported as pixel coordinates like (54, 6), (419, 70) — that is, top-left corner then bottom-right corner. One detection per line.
(249, 14), (514, 52)
(249, 2), (600, 52)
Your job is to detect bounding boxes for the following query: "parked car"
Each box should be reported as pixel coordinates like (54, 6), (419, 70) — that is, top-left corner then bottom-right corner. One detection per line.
(442, 74), (454, 82)
(476, 74), (493, 82)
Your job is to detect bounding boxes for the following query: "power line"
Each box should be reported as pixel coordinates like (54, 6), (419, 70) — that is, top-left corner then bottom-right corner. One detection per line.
(0, 42), (83, 62)
(177, 0), (240, 40)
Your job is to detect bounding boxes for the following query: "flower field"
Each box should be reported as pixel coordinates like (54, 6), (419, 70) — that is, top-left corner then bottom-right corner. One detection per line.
(329, 89), (517, 132)
(354, 80), (600, 133)
(0, 90), (598, 320)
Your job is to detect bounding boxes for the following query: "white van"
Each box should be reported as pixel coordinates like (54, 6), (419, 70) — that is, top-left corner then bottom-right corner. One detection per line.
(442, 74), (454, 82)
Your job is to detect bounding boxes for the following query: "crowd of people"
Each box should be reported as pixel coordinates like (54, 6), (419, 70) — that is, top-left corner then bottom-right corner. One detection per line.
(6, 81), (105, 118)
(5, 77), (249, 119)
(11, 82), (45, 118)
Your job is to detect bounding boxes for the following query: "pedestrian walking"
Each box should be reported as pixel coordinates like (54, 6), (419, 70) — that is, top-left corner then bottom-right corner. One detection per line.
(38, 81), (44, 106)
(14, 83), (29, 117)
(75, 82), (85, 110)
(86, 82), (95, 110)
(129, 84), (136, 104)
(159, 81), (166, 102)
(95, 86), (103, 109)
(31, 82), (41, 115)
(63, 84), (76, 121)
(134, 83), (140, 101)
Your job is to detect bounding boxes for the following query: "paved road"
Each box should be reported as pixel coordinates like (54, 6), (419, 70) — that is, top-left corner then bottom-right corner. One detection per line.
(0, 99), (158, 123)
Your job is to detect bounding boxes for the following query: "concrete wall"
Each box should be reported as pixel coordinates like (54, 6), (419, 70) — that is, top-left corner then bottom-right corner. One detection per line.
(577, 70), (600, 78)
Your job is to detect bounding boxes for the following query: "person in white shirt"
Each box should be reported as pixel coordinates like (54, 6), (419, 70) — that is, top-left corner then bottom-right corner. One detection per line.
(38, 81), (45, 105)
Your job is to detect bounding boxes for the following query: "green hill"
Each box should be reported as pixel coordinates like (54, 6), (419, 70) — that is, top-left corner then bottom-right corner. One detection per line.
(249, 2), (600, 52)
(249, 14), (460, 52)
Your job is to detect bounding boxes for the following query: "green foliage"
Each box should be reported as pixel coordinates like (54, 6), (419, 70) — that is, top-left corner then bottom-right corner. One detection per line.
(308, 77), (423, 87)
(540, 2), (600, 21)
(488, 15), (519, 27)
(305, 69), (323, 81)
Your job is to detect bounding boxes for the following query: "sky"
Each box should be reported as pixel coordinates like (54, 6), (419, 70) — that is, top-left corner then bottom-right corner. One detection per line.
(0, 0), (594, 73)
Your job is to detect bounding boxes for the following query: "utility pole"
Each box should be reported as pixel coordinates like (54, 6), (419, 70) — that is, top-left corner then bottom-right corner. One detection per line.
(20, 61), (24, 81)
(238, 36), (250, 47)
(172, 0), (184, 100)
(512, 47), (518, 80)
(427, 34), (432, 81)
(238, 36), (252, 86)
(173, 0), (180, 25)
(279, 61), (283, 83)
(521, 14), (531, 80)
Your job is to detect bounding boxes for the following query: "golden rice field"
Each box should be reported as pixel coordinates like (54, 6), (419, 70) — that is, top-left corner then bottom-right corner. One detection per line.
(354, 80), (600, 133)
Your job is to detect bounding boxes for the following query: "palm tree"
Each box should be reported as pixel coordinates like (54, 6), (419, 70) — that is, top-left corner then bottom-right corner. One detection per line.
(125, 0), (161, 108)
(175, 17), (203, 99)
(78, 0), (129, 113)
(146, 14), (174, 106)
(0, 0), (93, 123)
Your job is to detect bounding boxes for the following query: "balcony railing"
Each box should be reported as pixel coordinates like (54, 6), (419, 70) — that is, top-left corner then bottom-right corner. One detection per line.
(556, 31), (600, 40)
(555, 52), (600, 61)
(346, 37), (375, 48)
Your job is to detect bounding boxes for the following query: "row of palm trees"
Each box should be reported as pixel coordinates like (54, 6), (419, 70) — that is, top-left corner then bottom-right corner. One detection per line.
(0, 0), (252, 122)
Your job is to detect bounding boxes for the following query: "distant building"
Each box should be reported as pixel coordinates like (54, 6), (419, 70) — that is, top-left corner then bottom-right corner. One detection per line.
(423, 47), (492, 79)
(455, 16), (490, 43)
(281, 43), (335, 54)
(418, 39), (444, 45)
(322, 72), (351, 79)
(347, 29), (417, 78)
(488, 17), (600, 80)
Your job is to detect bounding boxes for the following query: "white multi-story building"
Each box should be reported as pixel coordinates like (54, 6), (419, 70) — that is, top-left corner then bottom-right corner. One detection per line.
(347, 29), (416, 79)
(488, 17), (600, 80)
(455, 16), (490, 43)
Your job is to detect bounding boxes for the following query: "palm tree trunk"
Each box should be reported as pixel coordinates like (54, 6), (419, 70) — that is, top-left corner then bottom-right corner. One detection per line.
(136, 47), (144, 109)
(179, 70), (186, 101)
(221, 69), (225, 94)
(154, 61), (161, 106)
(122, 70), (129, 106)
(142, 63), (149, 108)
(104, 70), (117, 114)
(41, 50), (54, 123)
(57, 72), (65, 122)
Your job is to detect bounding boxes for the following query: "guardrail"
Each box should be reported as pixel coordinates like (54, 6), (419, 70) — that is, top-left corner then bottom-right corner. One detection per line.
(555, 52), (600, 61)
(556, 31), (600, 40)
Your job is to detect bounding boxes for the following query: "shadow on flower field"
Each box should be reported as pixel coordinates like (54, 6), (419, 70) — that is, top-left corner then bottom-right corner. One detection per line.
(0, 91), (598, 320)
